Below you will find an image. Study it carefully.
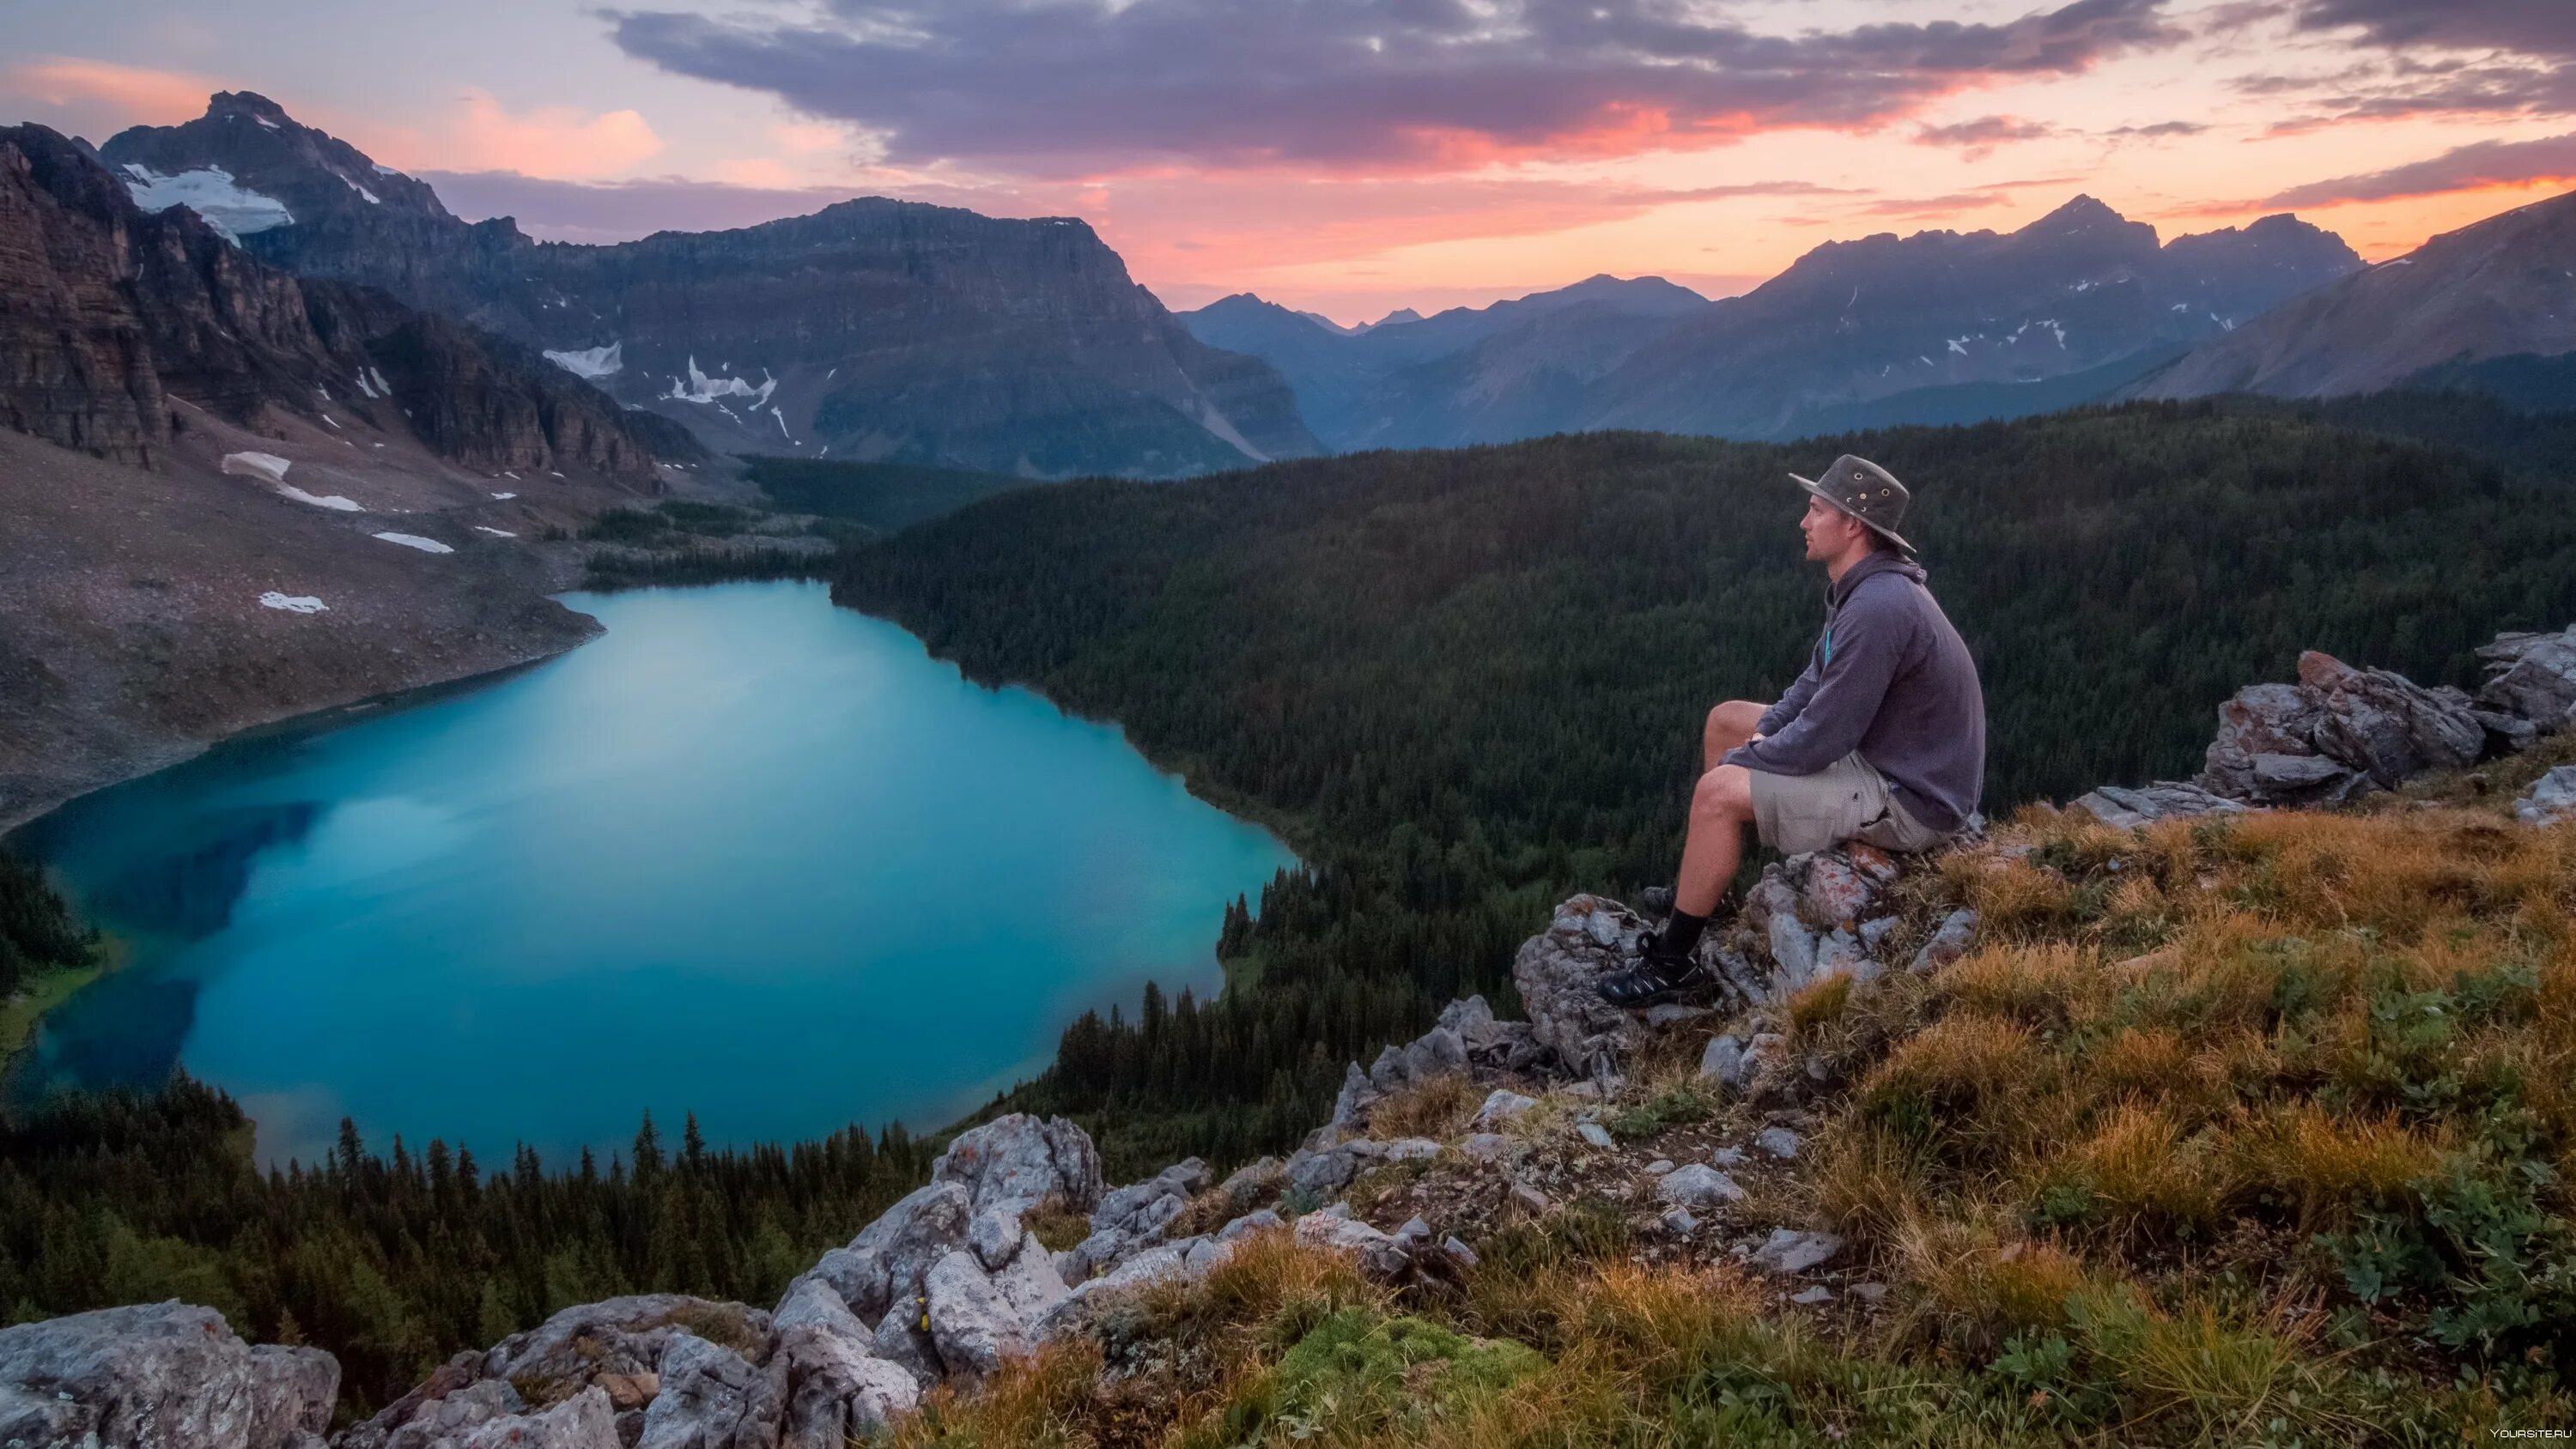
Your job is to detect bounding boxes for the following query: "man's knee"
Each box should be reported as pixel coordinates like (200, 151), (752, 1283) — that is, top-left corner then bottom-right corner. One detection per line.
(1704, 699), (1767, 755)
(1692, 764), (1754, 821)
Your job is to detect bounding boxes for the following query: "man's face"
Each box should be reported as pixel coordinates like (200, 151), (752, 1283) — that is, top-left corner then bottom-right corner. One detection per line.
(1800, 494), (1861, 562)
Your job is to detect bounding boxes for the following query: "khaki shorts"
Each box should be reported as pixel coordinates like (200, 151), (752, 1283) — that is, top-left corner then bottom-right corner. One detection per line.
(1749, 752), (1948, 857)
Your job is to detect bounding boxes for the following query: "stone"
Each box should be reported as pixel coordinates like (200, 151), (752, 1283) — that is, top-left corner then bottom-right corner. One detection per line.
(1813, 927), (1879, 986)
(1401, 1026), (1469, 1081)
(771, 1325), (917, 1449)
(1285, 1143), (1369, 1198)
(1292, 1211), (1407, 1278)
(1216, 1156), (1284, 1212)
(932, 1113), (1103, 1216)
(1217, 1209), (1282, 1243)
(1800, 853), (1876, 928)
(1437, 996), (1497, 1035)
(1060, 1159), (1212, 1281)
(1369, 1045), (1409, 1094)
(457, 1388), (621, 1449)
(2478, 625), (2576, 731)
(1789, 1286), (1835, 1305)
(922, 1252), (1040, 1381)
(0, 1301), (338, 1449)
(1698, 1034), (1745, 1085)
(1748, 1229), (1844, 1275)
(868, 1298), (939, 1391)
(1909, 908), (1978, 974)
(1508, 1182), (1552, 1216)
(846, 1183), (974, 1322)
(1739, 1034), (1794, 1102)
(1512, 894), (1656, 1074)
(1393, 1216), (1434, 1247)
(1644, 1003), (1710, 1028)
(2198, 653), (2485, 803)
(596, 1373), (660, 1412)
(1576, 1121), (1615, 1149)
(1857, 915), (1899, 950)
(781, 1248), (882, 1329)
(1755, 1127), (1802, 1160)
(1472, 1088), (1537, 1129)
(770, 1279), (869, 1344)
(1656, 1166), (1747, 1210)
(634, 1334), (781, 1449)
(967, 1206), (1025, 1271)
(1461, 1133), (1514, 1163)
(1442, 1235), (1479, 1267)
(337, 1361), (506, 1449)
(1766, 910), (1820, 991)
(2070, 782), (2251, 829)
(1710, 1146), (1747, 1167)
(2518, 766), (2576, 825)
(1380, 1137), (1442, 1163)
(480, 1297), (771, 1409)
(1644, 1160), (1675, 1175)
(1329, 1063), (1379, 1128)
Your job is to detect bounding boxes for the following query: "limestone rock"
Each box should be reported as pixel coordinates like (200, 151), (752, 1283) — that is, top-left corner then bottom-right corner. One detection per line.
(846, 1182), (973, 1320)
(1061, 1158), (1210, 1281)
(1329, 1063), (1379, 1128)
(1656, 1166), (1746, 1210)
(2070, 782), (2251, 829)
(455, 1388), (620, 1449)
(2518, 766), (2576, 826)
(1216, 1156), (1285, 1213)
(1473, 1088), (1537, 1128)
(867, 1297), (938, 1391)
(2478, 626), (2576, 733)
(1400, 1026), (1468, 1082)
(922, 1252), (1040, 1381)
(1755, 1127), (1802, 1160)
(2199, 652), (2484, 803)
(1436, 996), (1496, 1035)
(1747, 1228), (1844, 1274)
(779, 1248), (879, 1330)
(1217, 1209), (1283, 1243)
(0, 1301), (336, 1449)
(772, 1325), (917, 1449)
(1909, 908), (1978, 973)
(1513, 894), (1656, 1072)
(967, 1206), (1025, 1271)
(931, 1113), (1103, 1216)
(634, 1333), (781, 1449)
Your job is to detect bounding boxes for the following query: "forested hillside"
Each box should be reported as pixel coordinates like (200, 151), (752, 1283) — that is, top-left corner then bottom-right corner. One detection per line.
(835, 401), (2576, 1173)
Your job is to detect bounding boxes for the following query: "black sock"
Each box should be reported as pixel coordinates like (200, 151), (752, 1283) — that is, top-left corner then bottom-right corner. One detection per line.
(1656, 905), (1710, 959)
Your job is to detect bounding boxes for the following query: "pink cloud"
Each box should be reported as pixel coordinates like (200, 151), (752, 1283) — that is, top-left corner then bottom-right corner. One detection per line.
(4, 56), (225, 126)
(370, 89), (663, 181)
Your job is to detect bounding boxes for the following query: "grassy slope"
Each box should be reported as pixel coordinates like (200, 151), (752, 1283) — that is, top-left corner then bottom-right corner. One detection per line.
(897, 742), (2576, 1445)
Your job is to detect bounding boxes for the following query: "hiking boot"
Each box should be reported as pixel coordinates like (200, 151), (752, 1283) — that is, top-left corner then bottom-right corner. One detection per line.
(1595, 932), (1699, 1008)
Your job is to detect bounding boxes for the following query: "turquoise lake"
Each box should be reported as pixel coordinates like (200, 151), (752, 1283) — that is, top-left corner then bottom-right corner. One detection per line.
(6, 580), (1294, 1166)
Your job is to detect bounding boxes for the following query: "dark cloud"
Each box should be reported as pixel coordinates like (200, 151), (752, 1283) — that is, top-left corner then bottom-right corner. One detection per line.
(2290, 1), (2576, 59)
(605, 0), (2183, 176)
(1915, 116), (2057, 149)
(1855, 191), (2013, 217)
(2257, 130), (2576, 207)
(2104, 119), (2205, 137)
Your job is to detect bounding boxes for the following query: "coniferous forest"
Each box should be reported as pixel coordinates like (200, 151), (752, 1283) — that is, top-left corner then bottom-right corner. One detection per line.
(6, 393), (2576, 1409)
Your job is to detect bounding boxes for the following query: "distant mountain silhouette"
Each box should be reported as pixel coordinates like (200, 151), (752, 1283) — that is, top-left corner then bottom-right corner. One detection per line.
(2133, 188), (2576, 403)
(100, 93), (1318, 478)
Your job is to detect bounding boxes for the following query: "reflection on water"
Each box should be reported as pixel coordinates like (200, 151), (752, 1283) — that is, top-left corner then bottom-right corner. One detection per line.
(10, 582), (1294, 1167)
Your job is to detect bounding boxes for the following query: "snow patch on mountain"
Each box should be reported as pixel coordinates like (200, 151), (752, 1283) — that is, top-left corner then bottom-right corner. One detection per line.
(118, 164), (292, 244)
(258, 591), (326, 613)
(277, 485), (363, 512)
(666, 357), (775, 406)
(372, 531), (453, 555)
(544, 342), (623, 380)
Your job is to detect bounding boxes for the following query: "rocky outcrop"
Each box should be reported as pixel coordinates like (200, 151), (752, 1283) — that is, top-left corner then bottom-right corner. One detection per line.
(99, 94), (1318, 477)
(2072, 625), (2576, 824)
(0, 121), (683, 480)
(2520, 767), (2576, 826)
(0, 1301), (336, 1449)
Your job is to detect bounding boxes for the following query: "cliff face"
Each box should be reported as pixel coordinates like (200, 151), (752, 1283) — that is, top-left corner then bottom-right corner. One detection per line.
(0, 122), (686, 482)
(100, 95), (1320, 477)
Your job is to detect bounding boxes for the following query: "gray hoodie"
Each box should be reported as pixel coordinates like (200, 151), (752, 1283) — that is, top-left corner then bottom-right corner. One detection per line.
(1721, 551), (1985, 834)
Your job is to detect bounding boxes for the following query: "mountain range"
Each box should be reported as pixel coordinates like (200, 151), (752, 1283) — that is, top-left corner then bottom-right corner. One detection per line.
(98, 92), (1319, 478)
(1186, 198), (2362, 450)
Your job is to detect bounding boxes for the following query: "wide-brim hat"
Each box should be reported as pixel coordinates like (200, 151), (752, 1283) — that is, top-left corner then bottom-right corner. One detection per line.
(1790, 453), (1914, 554)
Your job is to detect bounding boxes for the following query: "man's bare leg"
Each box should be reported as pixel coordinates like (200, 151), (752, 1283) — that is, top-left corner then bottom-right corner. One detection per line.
(1676, 764), (1754, 916)
(1703, 699), (1765, 773)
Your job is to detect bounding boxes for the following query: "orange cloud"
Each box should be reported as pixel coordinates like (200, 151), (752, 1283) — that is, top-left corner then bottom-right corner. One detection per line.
(371, 89), (663, 181)
(5, 56), (223, 124)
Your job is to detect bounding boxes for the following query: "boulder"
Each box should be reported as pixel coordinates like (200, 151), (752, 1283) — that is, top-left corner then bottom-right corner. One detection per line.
(1813, 927), (1879, 986)
(0, 1301), (337, 1449)
(1368, 1045), (1408, 1094)
(1472, 1088), (1537, 1129)
(930, 1113), (1102, 1216)
(769, 1280), (867, 1344)
(780, 1248), (880, 1328)
(772, 1325), (917, 1449)
(1284, 1140), (1372, 1198)
(1437, 996), (1497, 1035)
(1698, 1034), (1744, 1085)
(866, 1297), (939, 1391)
(2199, 652), (2484, 803)
(1291, 1209), (1408, 1278)
(1512, 894), (1656, 1072)
(2069, 782), (2251, 829)
(922, 1252), (1041, 1380)
(454, 1388), (620, 1449)
(967, 1206), (1025, 1271)
(1399, 1026), (1468, 1082)
(1060, 1159), (1210, 1281)
(337, 1358), (495, 1449)
(1755, 1127), (1802, 1160)
(2518, 766), (2576, 826)
(1328, 1063), (1379, 1129)
(2478, 625), (2576, 732)
(633, 1333), (782, 1449)
(843, 1182), (974, 1320)
(1216, 1209), (1282, 1243)
(484, 1297), (772, 1395)
(1798, 852), (1877, 929)
(1216, 1156), (1284, 1213)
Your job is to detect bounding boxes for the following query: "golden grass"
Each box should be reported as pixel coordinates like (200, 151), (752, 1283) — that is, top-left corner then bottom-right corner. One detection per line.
(1364, 1071), (1481, 1142)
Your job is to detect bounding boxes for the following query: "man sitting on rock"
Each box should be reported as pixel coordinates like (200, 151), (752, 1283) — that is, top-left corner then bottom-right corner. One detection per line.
(1598, 455), (1985, 1007)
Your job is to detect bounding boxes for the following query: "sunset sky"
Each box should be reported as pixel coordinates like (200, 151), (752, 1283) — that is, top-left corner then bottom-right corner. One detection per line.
(6, 0), (2572, 322)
